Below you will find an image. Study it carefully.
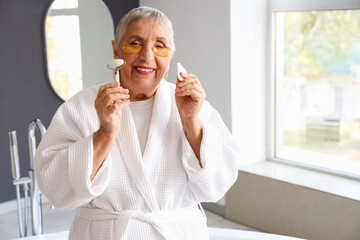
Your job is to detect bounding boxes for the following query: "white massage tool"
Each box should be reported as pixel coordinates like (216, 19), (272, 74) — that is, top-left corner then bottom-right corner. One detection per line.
(107, 59), (126, 83)
(177, 62), (187, 81)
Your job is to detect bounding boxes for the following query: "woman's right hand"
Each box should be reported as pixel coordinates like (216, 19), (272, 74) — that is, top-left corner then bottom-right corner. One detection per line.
(94, 81), (130, 137)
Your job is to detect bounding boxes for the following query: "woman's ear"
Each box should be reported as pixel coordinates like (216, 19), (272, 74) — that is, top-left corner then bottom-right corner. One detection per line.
(111, 40), (119, 59)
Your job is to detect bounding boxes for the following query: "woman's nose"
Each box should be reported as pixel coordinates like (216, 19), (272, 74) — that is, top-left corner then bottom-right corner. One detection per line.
(139, 45), (154, 62)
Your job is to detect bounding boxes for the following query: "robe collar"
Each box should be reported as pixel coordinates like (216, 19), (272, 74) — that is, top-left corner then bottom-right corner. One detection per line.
(116, 79), (171, 212)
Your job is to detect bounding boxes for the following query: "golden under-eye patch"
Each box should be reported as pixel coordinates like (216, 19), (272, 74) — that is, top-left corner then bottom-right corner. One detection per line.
(122, 42), (171, 57)
(122, 41), (143, 54)
(152, 46), (171, 57)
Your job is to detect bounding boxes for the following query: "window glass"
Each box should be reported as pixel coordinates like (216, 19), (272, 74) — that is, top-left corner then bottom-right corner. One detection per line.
(275, 10), (360, 175)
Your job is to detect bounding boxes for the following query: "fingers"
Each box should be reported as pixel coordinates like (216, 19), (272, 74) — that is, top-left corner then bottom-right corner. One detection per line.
(95, 82), (131, 135)
(100, 88), (130, 107)
(177, 73), (202, 88)
(97, 82), (130, 107)
(177, 71), (187, 82)
(97, 81), (120, 97)
(108, 99), (130, 114)
(176, 81), (204, 93)
(176, 84), (203, 95)
(176, 88), (205, 101)
(103, 92), (130, 107)
(175, 73), (205, 100)
(95, 82), (131, 129)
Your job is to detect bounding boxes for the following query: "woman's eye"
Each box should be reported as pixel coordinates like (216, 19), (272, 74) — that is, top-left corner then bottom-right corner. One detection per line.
(155, 44), (165, 49)
(130, 41), (141, 46)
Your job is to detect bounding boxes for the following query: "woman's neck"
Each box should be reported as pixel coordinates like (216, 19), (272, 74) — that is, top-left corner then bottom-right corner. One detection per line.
(120, 80), (160, 101)
(130, 92), (156, 101)
(124, 85), (157, 101)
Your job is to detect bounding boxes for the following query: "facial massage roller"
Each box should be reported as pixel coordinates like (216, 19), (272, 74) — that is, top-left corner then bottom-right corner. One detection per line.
(107, 59), (126, 83)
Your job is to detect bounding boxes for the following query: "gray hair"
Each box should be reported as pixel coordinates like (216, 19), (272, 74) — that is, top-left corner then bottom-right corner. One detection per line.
(114, 6), (176, 53)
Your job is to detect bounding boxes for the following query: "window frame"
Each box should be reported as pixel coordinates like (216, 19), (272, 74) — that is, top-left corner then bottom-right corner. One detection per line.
(267, 0), (360, 180)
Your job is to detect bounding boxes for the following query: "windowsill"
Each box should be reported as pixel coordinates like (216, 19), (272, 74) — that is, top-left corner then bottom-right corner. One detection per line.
(238, 161), (360, 201)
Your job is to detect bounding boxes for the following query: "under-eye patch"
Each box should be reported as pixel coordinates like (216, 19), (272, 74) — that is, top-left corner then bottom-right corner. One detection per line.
(122, 42), (171, 57)
(152, 46), (171, 57)
(122, 41), (143, 54)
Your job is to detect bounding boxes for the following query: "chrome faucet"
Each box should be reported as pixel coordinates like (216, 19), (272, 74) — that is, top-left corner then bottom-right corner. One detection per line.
(28, 119), (46, 235)
(8, 119), (46, 237)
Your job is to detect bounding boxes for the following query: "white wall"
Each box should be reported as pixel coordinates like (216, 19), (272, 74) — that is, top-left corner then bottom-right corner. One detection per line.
(231, 0), (267, 165)
(139, 0), (232, 130)
(79, 0), (114, 88)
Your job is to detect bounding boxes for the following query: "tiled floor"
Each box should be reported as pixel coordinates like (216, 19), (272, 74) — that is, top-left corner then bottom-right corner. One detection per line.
(0, 203), (258, 239)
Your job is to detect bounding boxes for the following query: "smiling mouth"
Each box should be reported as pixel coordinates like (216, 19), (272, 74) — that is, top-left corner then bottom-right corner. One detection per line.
(136, 67), (154, 72)
(134, 66), (156, 74)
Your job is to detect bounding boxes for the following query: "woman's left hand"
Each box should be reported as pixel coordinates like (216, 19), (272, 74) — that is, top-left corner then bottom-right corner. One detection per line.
(175, 72), (205, 165)
(175, 72), (206, 122)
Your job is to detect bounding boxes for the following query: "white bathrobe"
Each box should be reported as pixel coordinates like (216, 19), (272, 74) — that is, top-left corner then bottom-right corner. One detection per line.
(35, 79), (240, 240)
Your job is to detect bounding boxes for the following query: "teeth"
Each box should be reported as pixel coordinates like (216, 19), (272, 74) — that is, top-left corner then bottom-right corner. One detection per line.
(137, 67), (154, 72)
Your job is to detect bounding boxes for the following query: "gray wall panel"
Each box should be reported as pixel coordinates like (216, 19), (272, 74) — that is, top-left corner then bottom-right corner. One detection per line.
(0, 0), (138, 203)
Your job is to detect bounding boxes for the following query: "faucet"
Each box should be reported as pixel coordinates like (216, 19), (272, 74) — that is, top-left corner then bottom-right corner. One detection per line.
(28, 119), (46, 235)
(8, 119), (46, 237)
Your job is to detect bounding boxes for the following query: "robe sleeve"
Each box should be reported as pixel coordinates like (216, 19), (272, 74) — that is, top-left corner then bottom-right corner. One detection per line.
(34, 89), (112, 210)
(181, 101), (239, 203)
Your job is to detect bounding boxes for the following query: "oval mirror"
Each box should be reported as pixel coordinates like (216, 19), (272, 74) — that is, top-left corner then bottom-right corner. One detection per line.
(44, 0), (114, 101)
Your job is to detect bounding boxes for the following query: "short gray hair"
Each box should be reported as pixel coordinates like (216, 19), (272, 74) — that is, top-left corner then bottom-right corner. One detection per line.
(114, 6), (176, 53)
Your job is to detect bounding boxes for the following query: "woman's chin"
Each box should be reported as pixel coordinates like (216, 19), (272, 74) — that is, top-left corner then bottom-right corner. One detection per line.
(133, 76), (162, 87)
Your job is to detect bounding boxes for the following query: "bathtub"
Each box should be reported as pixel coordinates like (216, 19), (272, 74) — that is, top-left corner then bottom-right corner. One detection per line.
(11, 228), (305, 240)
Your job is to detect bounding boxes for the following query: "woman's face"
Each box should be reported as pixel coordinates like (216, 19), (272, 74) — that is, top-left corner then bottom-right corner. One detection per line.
(113, 18), (173, 100)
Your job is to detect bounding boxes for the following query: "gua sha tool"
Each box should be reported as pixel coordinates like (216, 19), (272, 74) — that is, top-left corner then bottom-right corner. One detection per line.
(177, 62), (187, 81)
(107, 59), (126, 83)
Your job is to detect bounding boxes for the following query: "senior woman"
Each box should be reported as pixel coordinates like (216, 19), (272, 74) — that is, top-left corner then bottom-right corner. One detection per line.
(35, 6), (239, 240)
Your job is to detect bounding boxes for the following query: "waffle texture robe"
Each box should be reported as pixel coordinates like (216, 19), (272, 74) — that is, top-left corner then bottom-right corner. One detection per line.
(35, 79), (240, 240)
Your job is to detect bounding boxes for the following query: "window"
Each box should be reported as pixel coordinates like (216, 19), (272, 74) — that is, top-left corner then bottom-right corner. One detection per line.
(270, 0), (360, 177)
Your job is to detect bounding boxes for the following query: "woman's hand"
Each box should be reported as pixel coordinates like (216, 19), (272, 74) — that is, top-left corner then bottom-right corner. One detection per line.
(94, 81), (130, 137)
(91, 82), (130, 180)
(175, 72), (206, 166)
(175, 72), (206, 122)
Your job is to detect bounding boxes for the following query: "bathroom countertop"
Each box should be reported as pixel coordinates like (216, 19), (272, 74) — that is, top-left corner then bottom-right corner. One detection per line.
(12, 228), (304, 240)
